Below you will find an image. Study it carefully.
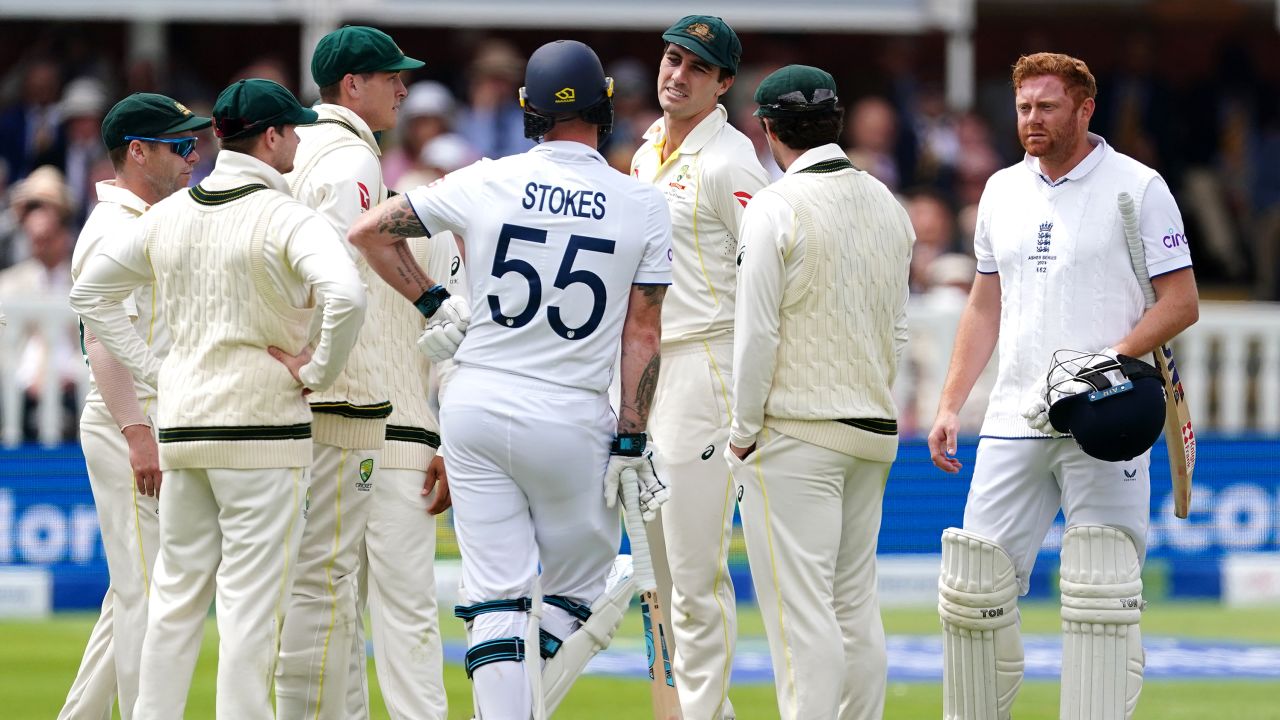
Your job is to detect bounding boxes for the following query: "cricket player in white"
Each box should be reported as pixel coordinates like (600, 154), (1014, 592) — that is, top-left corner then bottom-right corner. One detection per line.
(70, 79), (367, 720)
(729, 65), (913, 720)
(351, 40), (672, 718)
(59, 93), (209, 720)
(631, 16), (769, 718)
(927, 53), (1198, 720)
(274, 26), (424, 720)
(343, 230), (463, 720)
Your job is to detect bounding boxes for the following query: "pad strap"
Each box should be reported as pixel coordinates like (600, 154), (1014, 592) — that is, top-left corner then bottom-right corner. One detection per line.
(454, 597), (532, 621)
(544, 595), (593, 622)
(464, 637), (525, 678)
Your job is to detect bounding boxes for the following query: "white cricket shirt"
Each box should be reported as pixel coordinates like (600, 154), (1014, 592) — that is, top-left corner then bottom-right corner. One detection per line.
(631, 105), (769, 345)
(975, 133), (1193, 437)
(406, 141), (672, 394)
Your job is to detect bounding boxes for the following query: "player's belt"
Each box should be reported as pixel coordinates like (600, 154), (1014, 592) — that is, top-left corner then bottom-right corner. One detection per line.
(385, 424), (441, 448)
(836, 417), (898, 435)
(158, 423), (312, 442)
(309, 400), (393, 419)
(797, 157), (855, 174)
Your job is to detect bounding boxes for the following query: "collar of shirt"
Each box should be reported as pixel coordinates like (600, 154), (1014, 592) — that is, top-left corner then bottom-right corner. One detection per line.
(642, 104), (729, 158)
(1021, 131), (1109, 186)
(202, 149), (291, 194)
(94, 179), (149, 216)
(529, 140), (607, 165)
(782, 143), (847, 177)
(313, 103), (382, 156)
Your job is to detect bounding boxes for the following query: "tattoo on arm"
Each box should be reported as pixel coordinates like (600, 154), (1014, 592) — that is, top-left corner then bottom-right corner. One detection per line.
(375, 197), (427, 238)
(619, 353), (660, 434)
(393, 241), (433, 294)
(637, 284), (667, 306)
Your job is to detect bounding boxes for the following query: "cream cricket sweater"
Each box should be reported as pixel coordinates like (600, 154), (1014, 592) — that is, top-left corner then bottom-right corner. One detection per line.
(730, 145), (913, 462)
(378, 232), (464, 470)
(287, 103), (391, 449)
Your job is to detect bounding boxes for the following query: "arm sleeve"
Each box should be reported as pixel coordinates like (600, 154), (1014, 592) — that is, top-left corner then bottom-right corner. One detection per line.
(284, 215), (368, 391)
(894, 205), (915, 369)
(1140, 175), (1193, 278)
(705, 151), (770, 247)
(635, 188), (674, 284)
(69, 223), (161, 385)
(729, 192), (792, 448)
(84, 328), (148, 430)
(404, 160), (488, 238)
(973, 184), (997, 274)
(304, 147), (383, 247)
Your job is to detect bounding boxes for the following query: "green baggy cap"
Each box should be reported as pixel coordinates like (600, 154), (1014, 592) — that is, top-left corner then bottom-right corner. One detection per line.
(753, 65), (840, 118)
(661, 15), (741, 75)
(101, 93), (212, 150)
(311, 25), (425, 87)
(212, 79), (319, 139)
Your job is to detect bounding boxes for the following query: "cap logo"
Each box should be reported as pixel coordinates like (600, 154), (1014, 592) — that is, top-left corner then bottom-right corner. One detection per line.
(173, 101), (193, 117)
(685, 23), (715, 41)
(554, 87), (576, 104)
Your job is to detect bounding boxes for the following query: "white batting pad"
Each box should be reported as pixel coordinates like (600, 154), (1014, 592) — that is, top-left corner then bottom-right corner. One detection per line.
(939, 528), (1024, 720)
(1059, 525), (1145, 720)
(543, 555), (636, 715)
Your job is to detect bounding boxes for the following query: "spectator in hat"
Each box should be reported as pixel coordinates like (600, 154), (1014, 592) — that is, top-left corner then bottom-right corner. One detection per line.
(38, 77), (110, 225)
(383, 80), (468, 187)
(458, 39), (535, 159)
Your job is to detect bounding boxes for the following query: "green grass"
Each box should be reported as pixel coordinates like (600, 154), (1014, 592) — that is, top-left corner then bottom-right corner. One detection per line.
(3, 602), (1278, 719)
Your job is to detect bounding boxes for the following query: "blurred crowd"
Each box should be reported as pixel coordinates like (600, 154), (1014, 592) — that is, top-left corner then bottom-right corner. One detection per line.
(0, 30), (1276, 440)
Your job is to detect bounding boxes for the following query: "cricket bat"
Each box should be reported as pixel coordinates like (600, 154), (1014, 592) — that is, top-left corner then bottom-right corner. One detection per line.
(621, 478), (683, 719)
(1119, 191), (1196, 518)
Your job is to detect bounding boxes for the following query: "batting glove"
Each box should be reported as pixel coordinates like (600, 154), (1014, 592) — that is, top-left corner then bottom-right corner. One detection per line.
(417, 295), (471, 363)
(1021, 398), (1063, 437)
(604, 437), (670, 523)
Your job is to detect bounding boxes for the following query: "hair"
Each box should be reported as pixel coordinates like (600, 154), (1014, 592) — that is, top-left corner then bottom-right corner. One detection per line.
(318, 72), (376, 104)
(219, 124), (286, 154)
(762, 107), (845, 151)
(108, 145), (128, 172)
(1011, 52), (1097, 106)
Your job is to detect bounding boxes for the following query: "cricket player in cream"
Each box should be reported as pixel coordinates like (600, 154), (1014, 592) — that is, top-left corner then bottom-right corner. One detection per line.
(60, 92), (209, 720)
(70, 79), (366, 720)
(927, 53), (1198, 720)
(274, 25), (424, 720)
(630, 15), (770, 718)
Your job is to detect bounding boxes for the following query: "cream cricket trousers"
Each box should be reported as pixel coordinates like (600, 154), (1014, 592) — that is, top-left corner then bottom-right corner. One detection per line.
(344, 463), (447, 720)
(132, 466), (309, 720)
(276, 444), (379, 720)
(729, 429), (890, 720)
(647, 338), (738, 720)
(60, 401), (159, 720)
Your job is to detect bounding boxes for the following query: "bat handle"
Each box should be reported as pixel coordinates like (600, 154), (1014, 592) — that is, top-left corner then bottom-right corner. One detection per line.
(620, 475), (657, 591)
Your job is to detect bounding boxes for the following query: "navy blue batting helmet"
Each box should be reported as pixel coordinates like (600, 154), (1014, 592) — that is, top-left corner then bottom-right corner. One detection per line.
(1047, 352), (1166, 462)
(519, 40), (614, 143)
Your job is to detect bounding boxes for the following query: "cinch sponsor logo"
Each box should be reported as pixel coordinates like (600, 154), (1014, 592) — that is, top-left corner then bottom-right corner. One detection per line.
(1162, 228), (1188, 248)
(0, 491), (101, 565)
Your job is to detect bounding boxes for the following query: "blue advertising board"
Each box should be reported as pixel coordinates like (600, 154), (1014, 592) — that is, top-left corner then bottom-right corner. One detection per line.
(2, 437), (1278, 609)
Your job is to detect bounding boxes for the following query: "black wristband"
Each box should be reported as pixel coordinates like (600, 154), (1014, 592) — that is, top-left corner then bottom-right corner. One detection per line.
(413, 284), (450, 319)
(610, 433), (647, 457)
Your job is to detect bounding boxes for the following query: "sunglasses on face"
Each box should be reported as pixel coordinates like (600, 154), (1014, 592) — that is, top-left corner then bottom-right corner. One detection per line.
(124, 135), (197, 159)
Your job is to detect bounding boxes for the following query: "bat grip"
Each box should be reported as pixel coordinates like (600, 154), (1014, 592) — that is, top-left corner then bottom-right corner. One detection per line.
(621, 474), (657, 591)
(1118, 191), (1157, 309)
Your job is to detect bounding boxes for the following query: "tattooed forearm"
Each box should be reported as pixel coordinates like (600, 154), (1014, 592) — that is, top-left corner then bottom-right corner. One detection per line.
(619, 352), (660, 434)
(375, 197), (428, 238)
(393, 241), (433, 295)
(637, 283), (667, 307)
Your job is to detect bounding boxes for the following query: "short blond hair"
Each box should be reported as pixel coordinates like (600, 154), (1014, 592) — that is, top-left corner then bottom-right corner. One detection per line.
(1011, 52), (1097, 106)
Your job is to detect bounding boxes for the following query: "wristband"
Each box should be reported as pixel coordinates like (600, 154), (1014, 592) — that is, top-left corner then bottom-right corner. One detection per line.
(413, 284), (451, 319)
(610, 433), (647, 457)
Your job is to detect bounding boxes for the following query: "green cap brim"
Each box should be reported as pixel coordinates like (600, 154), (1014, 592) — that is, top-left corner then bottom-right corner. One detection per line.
(290, 107), (321, 125)
(662, 34), (722, 69)
(163, 115), (213, 135)
(381, 56), (425, 73)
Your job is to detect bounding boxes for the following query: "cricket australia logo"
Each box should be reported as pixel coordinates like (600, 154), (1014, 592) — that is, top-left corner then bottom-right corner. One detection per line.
(1029, 220), (1056, 274)
(356, 458), (374, 492)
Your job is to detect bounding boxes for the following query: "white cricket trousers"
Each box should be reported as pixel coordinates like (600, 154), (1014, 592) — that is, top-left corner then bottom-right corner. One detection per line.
(647, 338), (738, 720)
(60, 401), (159, 720)
(729, 429), (889, 720)
(131, 465), (309, 720)
(963, 438), (1151, 593)
(276, 443), (379, 720)
(344, 463), (447, 720)
(442, 366), (619, 720)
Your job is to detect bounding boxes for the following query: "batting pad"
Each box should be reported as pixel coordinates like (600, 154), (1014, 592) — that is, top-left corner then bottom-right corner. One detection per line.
(544, 555), (636, 715)
(1059, 525), (1145, 720)
(938, 528), (1024, 720)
